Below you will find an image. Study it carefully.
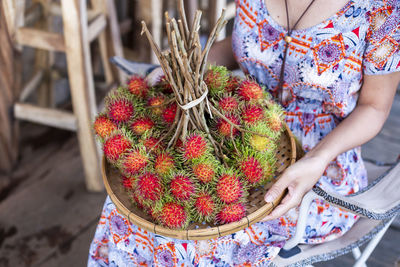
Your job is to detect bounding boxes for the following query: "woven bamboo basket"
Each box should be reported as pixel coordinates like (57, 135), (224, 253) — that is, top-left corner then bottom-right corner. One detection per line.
(101, 122), (297, 240)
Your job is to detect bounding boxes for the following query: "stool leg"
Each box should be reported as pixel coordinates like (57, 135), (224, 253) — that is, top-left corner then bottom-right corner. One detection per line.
(61, 0), (103, 192)
(90, 0), (125, 84)
(34, 6), (53, 107)
(0, 3), (21, 172)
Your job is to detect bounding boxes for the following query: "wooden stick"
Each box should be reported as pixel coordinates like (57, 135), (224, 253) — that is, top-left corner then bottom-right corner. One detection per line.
(177, 0), (190, 41)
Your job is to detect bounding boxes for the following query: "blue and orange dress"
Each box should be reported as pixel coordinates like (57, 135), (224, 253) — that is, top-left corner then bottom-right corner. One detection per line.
(88, 0), (400, 265)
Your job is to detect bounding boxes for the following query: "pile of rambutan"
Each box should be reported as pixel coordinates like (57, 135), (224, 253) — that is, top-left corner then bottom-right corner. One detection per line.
(94, 66), (285, 229)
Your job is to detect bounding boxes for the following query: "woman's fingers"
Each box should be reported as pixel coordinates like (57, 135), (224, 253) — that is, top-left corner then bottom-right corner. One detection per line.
(264, 175), (291, 203)
(261, 184), (302, 221)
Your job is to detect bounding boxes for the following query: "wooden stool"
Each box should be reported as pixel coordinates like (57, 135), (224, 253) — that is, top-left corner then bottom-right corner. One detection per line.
(1, 0), (124, 191)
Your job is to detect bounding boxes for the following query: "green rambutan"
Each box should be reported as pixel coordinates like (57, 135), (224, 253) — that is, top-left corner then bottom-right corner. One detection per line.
(249, 134), (272, 152)
(238, 80), (264, 101)
(268, 114), (282, 133)
(216, 173), (243, 204)
(239, 156), (264, 184)
(119, 148), (148, 175)
(130, 117), (154, 135)
(136, 172), (163, 201)
(93, 114), (117, 139)
(183, 133), (208, 160)
(218, 96), (239, 113)
(266, 103), (285, 133)
(194, 191), (216, 221)
(159, 202), (188, 229)
(216, 114), (240, 137)
(147, 95), (166, 115)
(204, 65), (229, 95)
(103, 134), (131, 162)
(106, 97), (134, 123)
(216, 203), (246, 224)
(154, 152), (175, 175)
(242, 104), (264, 125)
(127, 75), (149, 98)
(245, 123), (278, 152)
(162, 102), (177, 124)
(192, 162), (215, 183)
(170, 174), (195, 201)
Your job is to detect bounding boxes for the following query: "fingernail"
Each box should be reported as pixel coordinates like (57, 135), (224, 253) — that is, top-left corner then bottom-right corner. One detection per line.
(265, 195), (274, 203)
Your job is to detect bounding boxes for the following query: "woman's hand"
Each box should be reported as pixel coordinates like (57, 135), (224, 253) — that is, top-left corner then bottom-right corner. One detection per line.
(261, 153), (329, 221)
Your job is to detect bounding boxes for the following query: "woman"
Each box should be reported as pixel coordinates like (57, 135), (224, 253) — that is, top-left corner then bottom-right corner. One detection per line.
(88, 0), (400, 265)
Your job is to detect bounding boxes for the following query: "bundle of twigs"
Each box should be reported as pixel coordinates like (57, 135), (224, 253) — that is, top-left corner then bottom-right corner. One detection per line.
(141, 0), (269, 163)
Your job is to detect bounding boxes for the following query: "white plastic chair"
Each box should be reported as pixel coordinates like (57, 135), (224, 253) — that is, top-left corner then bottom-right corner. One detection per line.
(272, 161), (400, 267)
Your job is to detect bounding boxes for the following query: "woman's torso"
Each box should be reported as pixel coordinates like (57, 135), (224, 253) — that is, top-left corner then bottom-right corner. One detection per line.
(231, 0), (400, 193)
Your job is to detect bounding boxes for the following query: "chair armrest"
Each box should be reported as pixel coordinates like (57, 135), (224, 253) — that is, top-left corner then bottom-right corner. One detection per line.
(282, 162), (400, 251)
(313, 162), (400, 220)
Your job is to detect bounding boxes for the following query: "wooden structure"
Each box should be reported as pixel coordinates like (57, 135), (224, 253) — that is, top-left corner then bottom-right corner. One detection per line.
(140, 0), (236, 64)
(0, 4), (21, 173)
(0, 0), (124, 191)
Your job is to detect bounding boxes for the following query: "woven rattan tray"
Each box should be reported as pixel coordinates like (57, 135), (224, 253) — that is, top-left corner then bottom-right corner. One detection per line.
(102, 123), (297, 240)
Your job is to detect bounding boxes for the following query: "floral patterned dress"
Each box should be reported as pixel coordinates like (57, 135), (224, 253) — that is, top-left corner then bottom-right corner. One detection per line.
(88, 0), (400, 266)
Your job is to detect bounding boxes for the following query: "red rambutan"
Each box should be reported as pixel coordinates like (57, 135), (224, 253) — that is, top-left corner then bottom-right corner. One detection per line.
(225, 76), (240, 93)
(93, 115), (117, 139)
(154, 152), (175, 175)
(162, 103), (177, 124)
(103, 134), (131, 162)
(132, 191), (145, 209)
(159, 202), (187, 229)
(216, 114), (240, 137)
(184, 134), (208, 160)
(194, 191), (215, 218)
(142, 137), (163, 152)
(240, 157), (264, 184)
(157, 75), (173, 94)
(130, 117), (154, 135)
(127, 75), (148, 98)
(238, 80), (264, 101)
(242, 105), (264, 125)
(218, 96), (239, 113)
(170, 174), (195, 201)
(107, 98), (134, 123)
(175, 138), (183, 149)
(192, 163), (215, 183)
(217, 203), (246, 224)
(147, 95), (165, 115)
(136, 172), (163, 201)
(119, 148), (148, 175)
(121, 175), (134, 190)
(216, 174), (243, 204)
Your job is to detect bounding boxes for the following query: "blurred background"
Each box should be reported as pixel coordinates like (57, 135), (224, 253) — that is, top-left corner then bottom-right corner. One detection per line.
(0, 0), (399, 266)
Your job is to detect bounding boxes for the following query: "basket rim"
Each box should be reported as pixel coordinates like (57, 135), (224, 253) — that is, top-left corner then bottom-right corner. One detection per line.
(101, 122), (297, 240)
